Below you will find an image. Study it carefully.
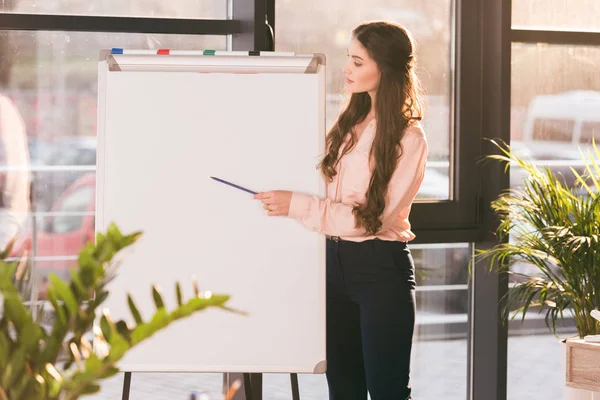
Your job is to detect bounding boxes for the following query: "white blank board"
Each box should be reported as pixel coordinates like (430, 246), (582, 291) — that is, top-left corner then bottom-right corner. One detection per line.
(96, 52), (326, 373)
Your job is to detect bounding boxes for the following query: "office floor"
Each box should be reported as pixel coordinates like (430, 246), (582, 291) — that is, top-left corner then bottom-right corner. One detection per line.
(87, 334), (565, 400)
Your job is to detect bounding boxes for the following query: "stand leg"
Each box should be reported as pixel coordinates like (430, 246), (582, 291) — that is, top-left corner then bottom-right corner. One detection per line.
(243, 373), (253, 400)
(122, 372), (132, 400)
(290, 373), (300, 400)
(252, 373), (262, 399)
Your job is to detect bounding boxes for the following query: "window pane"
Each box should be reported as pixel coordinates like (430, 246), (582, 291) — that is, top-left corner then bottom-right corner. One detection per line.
(263, 243), (469, 400)
(9, 242), (469, 399)
(411, 243), (469, 399)
(580, 121), (600, 144)
(512, 0), (600, 32)
(531, 118), (574, 142)
(51, 186), (93, 234)
(275, 1), (454, 201)
(1, 31), (226, 300)
(511, 44), (600, 175)
(509, 42), (590, 398)
(2, 0), (227, 19)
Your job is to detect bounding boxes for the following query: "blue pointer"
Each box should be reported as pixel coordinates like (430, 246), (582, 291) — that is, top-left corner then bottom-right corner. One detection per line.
(210, 176), (258, 195)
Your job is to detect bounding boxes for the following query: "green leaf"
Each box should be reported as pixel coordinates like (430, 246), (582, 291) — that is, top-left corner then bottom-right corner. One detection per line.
(192, 279), (200, 297)
(106, 223), (124, 243)
(131, 309), (169, 345)
(0, 262), (17, 293)
(77, 382), (101, 395)
(115, 320), (131, 343)
(25, 374), (48, 399)
(21, 325), (43, 354)
(127, 294), (143, 325)
(2, 294), (28, 332)
(96, 237), (117, 265)
(1, 345), (26, 389)
(77, 248), (99, 287)
(46, 286), (67, 327)
(176, 283), (183, 307)
(0, 237), (16, 260)
(152, 285), (165, 309)
(84, 354), (103, 373)
(122, 230), (143, 248)
(107, 332), (130, 362)
(49, 274), (78, 317)
(100, 313), (114, 343)
(0, 331), (10, 369)
(4, 295), (43, 354)
(9, 373), (32, 400)
(99, 366), (120, 379)
(94, 290), (110, 309)
(44, 363), (64, 398)
(69, 268), (87, 298)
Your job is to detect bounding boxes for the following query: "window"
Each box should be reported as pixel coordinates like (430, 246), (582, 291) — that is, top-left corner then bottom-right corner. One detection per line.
(2, 0), (228, 19)
(299, 243), (472, 399)
(512, 0), (600, 32)
(273, 0), (485, 241)
(580, 121), (600, 144)
(1, 29), (228, 307)
(531, 119), (574, 142)
(511, 44), (600, 164)
(0, 0), (495, 398)
(89, 242), (472, 399)
(508, 42), (593, 399)
(275, 1), (454, 202)
(51, 186), (93, 233)
(3, 30), (225, 213)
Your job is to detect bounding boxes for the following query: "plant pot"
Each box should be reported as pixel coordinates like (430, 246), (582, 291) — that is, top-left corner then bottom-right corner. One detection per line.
(562, 339), (600, 399)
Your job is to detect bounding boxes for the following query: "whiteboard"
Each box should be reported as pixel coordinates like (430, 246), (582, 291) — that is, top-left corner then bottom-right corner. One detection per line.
(96, 51), (326, 373)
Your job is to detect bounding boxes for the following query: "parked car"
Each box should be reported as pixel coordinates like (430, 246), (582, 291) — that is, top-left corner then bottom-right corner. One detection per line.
(32, 136), (96, 212)
(11, 173), (96, 284)
(521, 90), (600, 160)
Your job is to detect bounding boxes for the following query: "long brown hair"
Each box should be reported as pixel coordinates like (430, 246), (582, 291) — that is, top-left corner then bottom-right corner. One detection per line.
(318, 21), (423, 235)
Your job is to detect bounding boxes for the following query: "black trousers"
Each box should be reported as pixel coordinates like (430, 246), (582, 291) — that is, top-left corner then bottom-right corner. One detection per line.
(326, 237), (416, 400)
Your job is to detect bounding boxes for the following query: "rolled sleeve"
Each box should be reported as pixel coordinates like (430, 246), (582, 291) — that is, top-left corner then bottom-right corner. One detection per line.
(288, 191), (312, 220)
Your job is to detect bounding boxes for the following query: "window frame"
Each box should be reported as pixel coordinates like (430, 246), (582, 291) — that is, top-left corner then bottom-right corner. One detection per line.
(0, 4), (269, 400)
(9, 1), (594, 399)
(0, 13), (242, 35)
(405, 0), (486, 244)
(470, 3), (600, 400)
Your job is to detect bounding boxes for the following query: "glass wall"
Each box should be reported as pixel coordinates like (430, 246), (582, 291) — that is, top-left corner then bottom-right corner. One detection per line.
(0, 0), (514, 398)
(270, 2), (469, 398)
(275, 0), (454, 201)
(507, 40), (599, 400)
(80, 243), (472, 399)
(289, 243), (471, 400)
(0, 29), (225, 311)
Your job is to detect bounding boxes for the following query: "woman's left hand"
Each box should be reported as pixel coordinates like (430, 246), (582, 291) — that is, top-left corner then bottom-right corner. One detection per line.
(253, 190), (293, 216)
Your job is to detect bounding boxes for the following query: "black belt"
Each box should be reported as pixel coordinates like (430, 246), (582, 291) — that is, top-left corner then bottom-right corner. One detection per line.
(326, 236), (388, 243)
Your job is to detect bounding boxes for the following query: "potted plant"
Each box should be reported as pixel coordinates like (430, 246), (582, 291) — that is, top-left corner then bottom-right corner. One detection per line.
(0, 223), (238, 400)
(474, 139), (600, 398)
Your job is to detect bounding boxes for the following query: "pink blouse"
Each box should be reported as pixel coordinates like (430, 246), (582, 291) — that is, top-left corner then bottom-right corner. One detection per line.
(288, 120), (428, 242)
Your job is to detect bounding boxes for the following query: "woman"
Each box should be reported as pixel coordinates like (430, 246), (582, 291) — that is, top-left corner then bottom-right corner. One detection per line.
(254, 21), (427, 400)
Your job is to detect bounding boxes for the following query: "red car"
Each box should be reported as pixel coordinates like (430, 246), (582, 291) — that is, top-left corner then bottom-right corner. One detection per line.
(11, 173), (96, 287)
